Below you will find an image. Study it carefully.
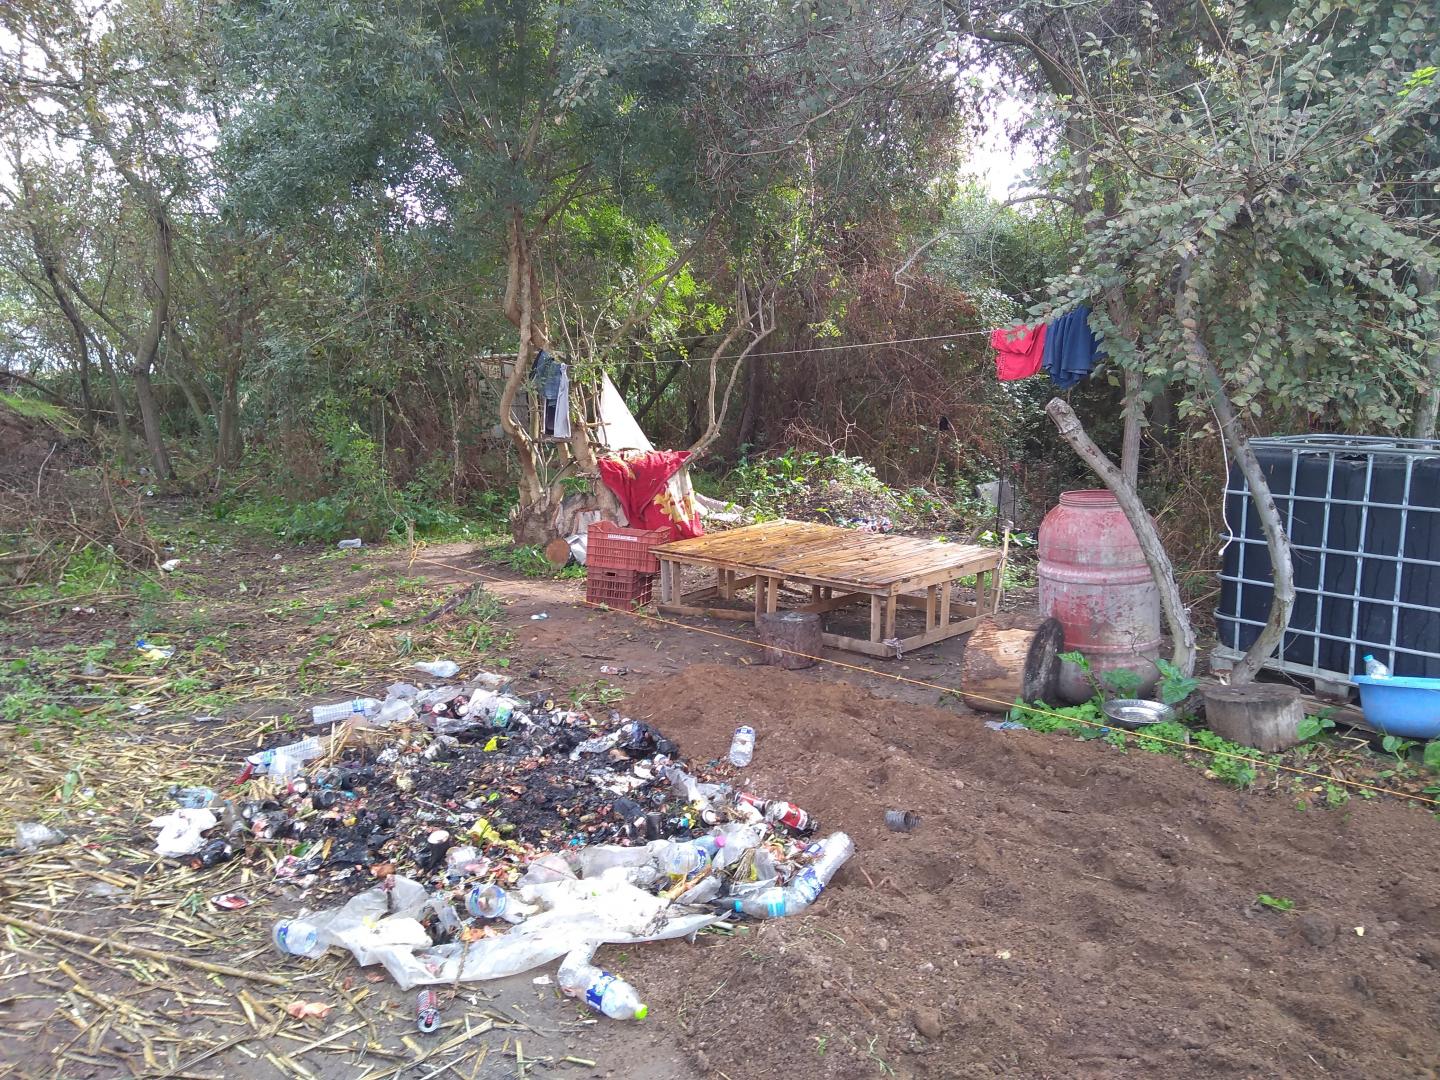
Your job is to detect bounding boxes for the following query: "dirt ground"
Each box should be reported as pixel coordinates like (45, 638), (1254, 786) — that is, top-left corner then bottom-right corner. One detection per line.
(3, 515), (1440, 1079)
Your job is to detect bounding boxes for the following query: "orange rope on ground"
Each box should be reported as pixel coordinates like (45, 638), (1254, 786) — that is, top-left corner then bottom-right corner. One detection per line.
(407, 553), (1440, 810)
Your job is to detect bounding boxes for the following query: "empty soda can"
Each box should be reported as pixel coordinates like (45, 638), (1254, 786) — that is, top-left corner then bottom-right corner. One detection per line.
(884, 810), (921, 832)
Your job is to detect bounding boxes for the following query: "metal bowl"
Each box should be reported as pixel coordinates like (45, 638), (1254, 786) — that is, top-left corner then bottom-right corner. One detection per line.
(1102, 699), (1175, 729)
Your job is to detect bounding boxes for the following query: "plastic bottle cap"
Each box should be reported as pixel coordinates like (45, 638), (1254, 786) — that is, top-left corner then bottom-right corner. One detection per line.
(634, 1004), (648, 1020)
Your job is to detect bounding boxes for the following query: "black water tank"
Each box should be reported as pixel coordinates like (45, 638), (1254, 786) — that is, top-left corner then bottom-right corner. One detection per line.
(1216, 436), (1440, 681)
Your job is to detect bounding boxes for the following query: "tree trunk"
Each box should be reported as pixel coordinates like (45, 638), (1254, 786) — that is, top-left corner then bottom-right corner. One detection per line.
(216, 366), (242, 474)
(132, 367), (173, 480)
(498, 213), (548, 535)
(1045, 398), (1197, 678)
(1120, 368), (1142, 488)
(96, 342), (133, 471)
(1413, 268), (1438, 440)
(1176, 261), (1293, 683)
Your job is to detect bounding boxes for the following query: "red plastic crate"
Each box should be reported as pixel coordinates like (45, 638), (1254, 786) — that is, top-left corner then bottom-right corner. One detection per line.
(585, 566), (655, 609)
(587, 521), (669, 573)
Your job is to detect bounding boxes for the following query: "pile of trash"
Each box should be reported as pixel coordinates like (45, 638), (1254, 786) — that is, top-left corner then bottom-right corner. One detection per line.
(147, 665), (855, 1022)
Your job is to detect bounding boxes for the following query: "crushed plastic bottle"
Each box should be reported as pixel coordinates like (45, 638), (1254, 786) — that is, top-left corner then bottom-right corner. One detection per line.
(414, 660), (461, 679)
(659, 841), (709, 878)
(311, 698), (381, 725)
(728, 725), (755, 768)
(465, 883), (509, 919)
(1363, 654), (1390, 678)
(169, 785), (217, 809)
(557, 952), (648, 1020)
(272, 918), (328, 958)
(249, 737), (325, 777)
(730, 832), (854, 919)
(337, 538), (363, 549)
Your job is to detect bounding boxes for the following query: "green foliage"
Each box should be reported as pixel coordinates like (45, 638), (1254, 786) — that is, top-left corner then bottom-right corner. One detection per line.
(1154, 659), (1199, 707)
(1424, 741), (1440, 772)
(1256, 893), (1296, 913)
(1136, 720), (1192, 754)
(1297, 715), (1337, 743)
(1382, 735), (1419, 763)
(1194, 729), (1258, 789)
(1044, 0), (1439, 431)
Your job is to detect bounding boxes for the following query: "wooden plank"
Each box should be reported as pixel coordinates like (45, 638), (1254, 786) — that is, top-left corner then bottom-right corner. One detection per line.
(884, 594), (896, 640)
(655, 521), (1002, 591)
(658, 602), (757, 622)
(926, 585), (938, 632)
(766, 576), (780, 613)
(939, 579), (951, 627)
(822, 630), (895, 659)
(869, 595), (882, 642)
(797, 591), (867, 615)
(896, 615), (983, 652)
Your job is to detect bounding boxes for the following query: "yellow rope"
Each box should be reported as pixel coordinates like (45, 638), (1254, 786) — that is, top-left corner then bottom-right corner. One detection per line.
(407, 553), (1440, 810)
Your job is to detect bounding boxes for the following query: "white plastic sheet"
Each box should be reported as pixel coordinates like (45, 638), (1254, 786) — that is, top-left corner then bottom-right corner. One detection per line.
(312, 867), (719, 990)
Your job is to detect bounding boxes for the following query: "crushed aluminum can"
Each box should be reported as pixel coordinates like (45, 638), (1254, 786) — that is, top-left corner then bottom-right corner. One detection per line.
(416, 989), (441, 1034)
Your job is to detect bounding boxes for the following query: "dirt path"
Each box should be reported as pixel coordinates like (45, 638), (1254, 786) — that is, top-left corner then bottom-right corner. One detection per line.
(3, 516), (1439, 1079)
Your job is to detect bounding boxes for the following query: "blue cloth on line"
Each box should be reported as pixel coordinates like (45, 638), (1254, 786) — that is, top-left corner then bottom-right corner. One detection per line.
(1041, 305), (1103, 389)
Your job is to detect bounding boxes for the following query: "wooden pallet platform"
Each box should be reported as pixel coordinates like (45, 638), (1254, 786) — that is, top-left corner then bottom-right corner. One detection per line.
(652, 520), (1003, 658)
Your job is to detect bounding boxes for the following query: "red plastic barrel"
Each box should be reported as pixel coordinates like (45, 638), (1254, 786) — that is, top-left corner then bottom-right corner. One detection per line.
(1038, 489), (1161, 703)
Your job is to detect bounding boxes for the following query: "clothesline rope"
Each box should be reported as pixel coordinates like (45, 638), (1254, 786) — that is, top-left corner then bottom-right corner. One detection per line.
(588, 328), (996, 368)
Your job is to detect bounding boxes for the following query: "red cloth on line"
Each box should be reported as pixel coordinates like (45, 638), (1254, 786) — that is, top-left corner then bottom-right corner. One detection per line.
(597, 450), (704, 541)
(991, 323), (1047, 381)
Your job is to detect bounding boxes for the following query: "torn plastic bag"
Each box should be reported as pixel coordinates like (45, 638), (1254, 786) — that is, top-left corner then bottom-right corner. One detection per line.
(149, 808), (218, 857)
(312, 873), (719, 990)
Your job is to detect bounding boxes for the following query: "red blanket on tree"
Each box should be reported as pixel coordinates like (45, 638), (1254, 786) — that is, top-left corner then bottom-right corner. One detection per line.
(597, 450), (704, 541)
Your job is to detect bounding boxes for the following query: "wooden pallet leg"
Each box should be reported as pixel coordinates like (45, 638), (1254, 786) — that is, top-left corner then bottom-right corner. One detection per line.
(939, 579), (952, 627)
(754, 576), (767, 619)
(975, 568), (990, 616)
(884, 594), (896, 641)
(926, 585), (938, 632)
(870, 593), (882, 642)
(766, 576), (780, 614)
(811, 584), (822, 604)
(658, 561), (673, 604)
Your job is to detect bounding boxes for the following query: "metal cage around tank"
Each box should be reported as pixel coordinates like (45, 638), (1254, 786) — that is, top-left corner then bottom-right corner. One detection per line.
(1214, 434), (1440, 692)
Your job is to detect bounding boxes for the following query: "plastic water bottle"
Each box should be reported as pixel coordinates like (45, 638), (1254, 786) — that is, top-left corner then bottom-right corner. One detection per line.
(660, 842), (709, 878)
(1363, 654), (1390, 678)
(414, 660), (461, 678)
(464, 690), (519, 728)
(466, 883), (509, 919)
(311, 698), (381, 725)
(272, 918), (327, 958)
(557, 956), (648, 1020)
(728, 725), (755, 767)
(730, 832), (855, 919)
(337, 538), (363, 549)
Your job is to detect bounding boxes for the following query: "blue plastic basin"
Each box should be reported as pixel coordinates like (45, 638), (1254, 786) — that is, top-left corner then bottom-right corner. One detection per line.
(1354, 675), (1440, 739)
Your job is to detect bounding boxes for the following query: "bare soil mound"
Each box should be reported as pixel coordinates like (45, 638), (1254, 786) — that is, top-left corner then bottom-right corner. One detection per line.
(623, 663), (1440, 1079)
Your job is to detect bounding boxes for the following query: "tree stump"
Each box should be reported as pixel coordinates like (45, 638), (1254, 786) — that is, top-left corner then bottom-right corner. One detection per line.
(958, 614), (1064, 713)
(757, 611), (823, 669)
(1200, 683), (1304, 752)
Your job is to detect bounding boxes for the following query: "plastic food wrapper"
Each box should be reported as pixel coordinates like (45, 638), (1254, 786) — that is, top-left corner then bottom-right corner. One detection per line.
(149, 808), (218, 856)
(15, 821), (67, 853)
(310, 868), (720, 990)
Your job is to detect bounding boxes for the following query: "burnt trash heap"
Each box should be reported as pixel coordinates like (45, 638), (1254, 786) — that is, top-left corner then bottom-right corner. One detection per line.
(154, 669), (855, 1021)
